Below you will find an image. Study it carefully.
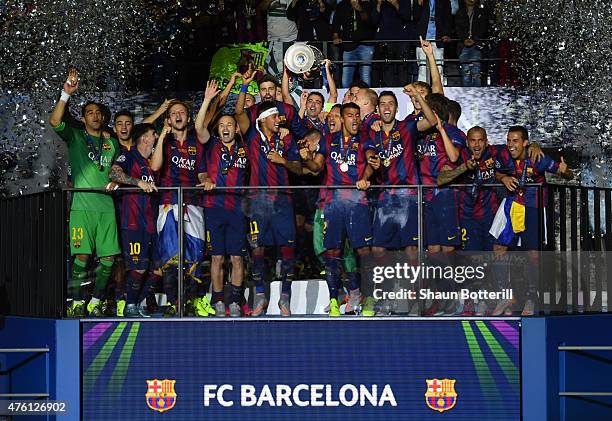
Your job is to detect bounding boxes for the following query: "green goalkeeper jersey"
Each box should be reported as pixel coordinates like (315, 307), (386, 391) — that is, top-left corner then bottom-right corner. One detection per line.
(53, 121), (119, 212)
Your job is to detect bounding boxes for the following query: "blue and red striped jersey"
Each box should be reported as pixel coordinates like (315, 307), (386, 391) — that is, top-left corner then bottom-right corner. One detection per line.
(360, 112), (381, 139)
(247, 101), (306, 138)
(417, 123), (463, 199)
(370, 118), (420, 187)
(119, 142), (135, 155)
(244, 125), (300, 188)
(301, 115), (330, 136)
(444, 123), (467, 150)
(203, 137), (249, 210)
(495, 148), (559, 208)
(114, 150), (158, 233)
(158, 131), (206, 206)
(405, 112), (422, 123)
(458, 145), (500, 220)
(317, 131), (376, 203)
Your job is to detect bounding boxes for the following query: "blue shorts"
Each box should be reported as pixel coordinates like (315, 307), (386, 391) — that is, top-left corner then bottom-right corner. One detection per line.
(121, 229), (158, 271)
(293, 188), (319, 224)
(424, 189), (461, 247)
(248, 195), (296, 248)
(373, 191), (419, 248)
(495, 206), (544, 250)
(205, 207), (247, 256)
(461, 215), (495, 251)
(323, 200), (372, 250)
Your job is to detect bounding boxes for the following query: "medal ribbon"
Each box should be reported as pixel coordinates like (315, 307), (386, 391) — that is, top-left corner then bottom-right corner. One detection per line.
(262, 133), (281, 155)
(517, 156), (530, 191)
(340, 134), (352, 165)
(84, 131), (104, 170)
(222, 142), (238, 174)
(471, 158), (483, 197)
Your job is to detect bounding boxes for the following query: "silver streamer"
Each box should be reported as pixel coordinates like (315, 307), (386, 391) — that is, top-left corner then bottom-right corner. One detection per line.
(0, 0), (155, 196)
(1, 0), (611, 195)
(496, 0), (612, 185)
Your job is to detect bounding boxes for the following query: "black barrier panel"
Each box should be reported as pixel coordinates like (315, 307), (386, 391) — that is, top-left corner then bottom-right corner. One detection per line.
(0, 191), (65, 317)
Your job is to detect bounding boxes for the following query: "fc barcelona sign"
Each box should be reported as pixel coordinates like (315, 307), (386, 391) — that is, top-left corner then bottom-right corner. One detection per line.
(146, 379), (177, 413)
(425, 379), (457, 413)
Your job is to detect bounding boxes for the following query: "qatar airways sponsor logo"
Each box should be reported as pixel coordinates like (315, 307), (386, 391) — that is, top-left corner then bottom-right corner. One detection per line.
(417, 143), (437, 157)
(330, 151), (356, 166)
(141, 174), (154, 183)
(220, 154), (248, 168)
(377, 144), (404, 161)
(171, 155), (195, 170)
(203, 384), (397, 408)
(259, 145), (285, 156)
(88, 152), (113, 166)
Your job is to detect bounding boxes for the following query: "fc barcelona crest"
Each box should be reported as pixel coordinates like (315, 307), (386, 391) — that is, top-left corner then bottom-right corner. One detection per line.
(425, 378), (457, 413)
(146, 379), (177, 413)
(188, 146), (197, 155)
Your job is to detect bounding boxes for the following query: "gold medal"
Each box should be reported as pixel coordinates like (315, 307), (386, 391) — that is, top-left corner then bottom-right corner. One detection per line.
(340, 162), (349, 172)
(383, 159), (390, 167)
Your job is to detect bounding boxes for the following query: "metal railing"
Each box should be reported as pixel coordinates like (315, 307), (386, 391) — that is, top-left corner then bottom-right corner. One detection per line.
(1, 182), (611, 318)
(139, 37), (507, 90)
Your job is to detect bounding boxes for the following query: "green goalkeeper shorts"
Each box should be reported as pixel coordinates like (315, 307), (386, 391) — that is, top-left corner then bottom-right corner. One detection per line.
(69, 210), (121, 257)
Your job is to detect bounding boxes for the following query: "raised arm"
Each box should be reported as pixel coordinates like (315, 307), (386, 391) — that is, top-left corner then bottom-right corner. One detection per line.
(218, 72), (241, 108)
(235, 70), (257, 135)
(403, 84), (436, 131)
(298, 91), (309, 119)
(420, 36), (444, 94)
(150, 125), (170, 172)
(324, 59), (338, 103)
(436, 114), (459, 163)
(195, 79), (220, 144)
(49, 68), (79, 127)
(557, 156), (574, 180)
(281, 66), (294, 105)
(142, 98), (175, 124)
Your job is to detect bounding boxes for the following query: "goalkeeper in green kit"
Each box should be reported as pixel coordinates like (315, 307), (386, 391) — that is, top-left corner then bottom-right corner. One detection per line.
(49, 69), (121, 317)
